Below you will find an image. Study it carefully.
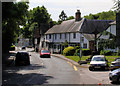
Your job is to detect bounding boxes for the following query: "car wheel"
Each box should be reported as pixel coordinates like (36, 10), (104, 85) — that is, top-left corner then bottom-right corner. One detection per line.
(117, 76), (120, 82)
(89, 67), (93, 71)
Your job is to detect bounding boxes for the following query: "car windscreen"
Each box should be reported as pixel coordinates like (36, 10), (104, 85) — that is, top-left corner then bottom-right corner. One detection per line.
(41, 50), (49, 53)
(16, 53), (29, 59)
(115, 58), (120, 61)
(92, 57), (105, 61)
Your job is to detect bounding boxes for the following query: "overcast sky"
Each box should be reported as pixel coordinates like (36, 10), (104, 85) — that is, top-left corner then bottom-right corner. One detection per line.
(27, 0), (114, 21)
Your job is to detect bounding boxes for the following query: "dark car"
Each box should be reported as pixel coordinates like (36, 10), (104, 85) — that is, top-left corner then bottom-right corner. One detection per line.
(22, 46), (26, 50)
(15, 52), (30, 66)
(109, 68), (120, 82)
(40, 50), (51, 58)
(110, 58), (120, 71)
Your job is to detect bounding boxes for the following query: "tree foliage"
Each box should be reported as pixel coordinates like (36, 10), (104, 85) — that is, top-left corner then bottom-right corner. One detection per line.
(84, 11), (116, 20)
(112, 0), (120, 12)
(2, 2), (29, 53)
(22, 6), (52, 38)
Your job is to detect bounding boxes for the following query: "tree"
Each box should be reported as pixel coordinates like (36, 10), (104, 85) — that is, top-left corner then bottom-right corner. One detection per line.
(113, 0), (120, 12)
(66, 16), (75, 20)
(58, 10), (67, 24)
(32, 6), (51, 27)
(2, 2), (29, 53)
(84, 11), (116, 20)
(22, 6), (52, 38)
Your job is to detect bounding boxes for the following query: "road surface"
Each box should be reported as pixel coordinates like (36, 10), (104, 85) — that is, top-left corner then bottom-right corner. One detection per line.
(2, 49), (112, 85)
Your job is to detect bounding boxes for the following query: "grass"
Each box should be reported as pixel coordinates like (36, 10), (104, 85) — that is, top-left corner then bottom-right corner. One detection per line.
(65, 55), (120, 66)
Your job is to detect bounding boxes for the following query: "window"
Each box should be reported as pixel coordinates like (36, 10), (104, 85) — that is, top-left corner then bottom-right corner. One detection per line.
(49, 34), (51, 39)
(60, 34), (62, 39)
(81, 37), (84, 42)
(83, 43), (87, 48)
(73, 33), (76, 39)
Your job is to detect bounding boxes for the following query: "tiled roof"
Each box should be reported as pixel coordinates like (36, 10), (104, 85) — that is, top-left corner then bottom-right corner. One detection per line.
(45, 18), (113, 34)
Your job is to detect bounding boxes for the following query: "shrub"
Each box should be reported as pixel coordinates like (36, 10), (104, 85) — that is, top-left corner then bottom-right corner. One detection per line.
(82, 49), (91, 56)
(63, 46), (75, 56)
(74, 49), (80, 56)
(100, 50), (112, 55)
(74, 48), (91, 56)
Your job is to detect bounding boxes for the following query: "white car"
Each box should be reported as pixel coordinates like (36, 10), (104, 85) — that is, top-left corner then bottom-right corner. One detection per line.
(89, 55), (109, 71)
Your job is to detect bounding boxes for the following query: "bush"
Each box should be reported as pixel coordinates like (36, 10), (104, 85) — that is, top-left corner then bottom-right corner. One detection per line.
(74, 49), (80, 56)
(82, 49), (91, 56)
(100, 50), (112, 55)
(74, 48), (91, 56)
(9, 45), (15, 51)
(63, 46), (75, 56)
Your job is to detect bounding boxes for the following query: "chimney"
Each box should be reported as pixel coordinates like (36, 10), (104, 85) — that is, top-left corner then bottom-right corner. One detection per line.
(75, 10), (81, 21)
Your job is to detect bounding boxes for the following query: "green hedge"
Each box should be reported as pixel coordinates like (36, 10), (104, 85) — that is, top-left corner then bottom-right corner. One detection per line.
(100, 50), (112, 55)
(63, 46), (75, 56)
(74, 48), (91, 56)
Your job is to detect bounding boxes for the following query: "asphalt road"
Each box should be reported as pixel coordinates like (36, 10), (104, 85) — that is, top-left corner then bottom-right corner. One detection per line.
(2, 48), (113, 85)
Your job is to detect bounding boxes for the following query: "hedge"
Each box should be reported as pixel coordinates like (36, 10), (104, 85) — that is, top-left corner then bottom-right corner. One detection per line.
(63, 46), (75, 56)
(74, 48), (91, 56)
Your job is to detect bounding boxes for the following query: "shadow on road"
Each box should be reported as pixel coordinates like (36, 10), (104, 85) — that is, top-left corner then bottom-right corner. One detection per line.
(111, 81), (120, 85)
(2, 72), (53, 85)
(2, 63), (53, 85)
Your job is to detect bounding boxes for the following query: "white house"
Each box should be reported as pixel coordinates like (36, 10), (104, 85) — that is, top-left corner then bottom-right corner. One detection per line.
(99, 21), (117, 52)
(44, 10), (113, 53)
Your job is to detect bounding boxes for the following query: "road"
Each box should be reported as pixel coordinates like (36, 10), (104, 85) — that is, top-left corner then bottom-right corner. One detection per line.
(2, 48), (112, 85)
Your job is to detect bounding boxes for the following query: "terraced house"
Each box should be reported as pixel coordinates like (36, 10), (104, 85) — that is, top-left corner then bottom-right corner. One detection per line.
(44, 10), (113, 53)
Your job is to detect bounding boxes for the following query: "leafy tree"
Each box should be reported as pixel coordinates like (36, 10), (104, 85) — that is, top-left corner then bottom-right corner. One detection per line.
(113, 0), (120, 12)
(2, 2), (29, 53)
(22, 6), (52, 38)
(58, 10), (67, 24)
(84, 11), (116, 20)
(66, 16), (75, 20)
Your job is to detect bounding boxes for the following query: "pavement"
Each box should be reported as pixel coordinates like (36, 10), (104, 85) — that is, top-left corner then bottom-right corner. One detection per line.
(51, 54), (89, 68)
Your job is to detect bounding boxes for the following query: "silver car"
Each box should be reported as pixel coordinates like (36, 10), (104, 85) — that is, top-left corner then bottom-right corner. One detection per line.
(110, 58), (120, 71)
(89, 55), (109, 71)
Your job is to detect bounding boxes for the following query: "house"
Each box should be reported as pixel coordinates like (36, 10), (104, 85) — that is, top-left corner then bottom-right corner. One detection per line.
(44, 10), (113, 53)
(33, 23), (52, 52)
(99, 21), (118, 52)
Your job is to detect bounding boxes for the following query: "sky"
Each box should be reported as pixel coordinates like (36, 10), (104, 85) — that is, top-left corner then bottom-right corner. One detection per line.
(27, 0), (114, 21)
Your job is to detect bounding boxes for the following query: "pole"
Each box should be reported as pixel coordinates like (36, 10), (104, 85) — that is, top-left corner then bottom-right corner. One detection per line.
(79, 32), (82, 61)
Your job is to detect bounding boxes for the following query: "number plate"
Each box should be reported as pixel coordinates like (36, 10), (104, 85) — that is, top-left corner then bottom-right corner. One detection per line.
(95, 66), (101, 68)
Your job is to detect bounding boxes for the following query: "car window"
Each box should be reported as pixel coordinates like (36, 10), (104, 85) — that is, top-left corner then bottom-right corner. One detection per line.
(92, 57), (105, 61)
(41, 50), (49, 53)
(116, 59), (120, 61)
(16, 53), (29, 59)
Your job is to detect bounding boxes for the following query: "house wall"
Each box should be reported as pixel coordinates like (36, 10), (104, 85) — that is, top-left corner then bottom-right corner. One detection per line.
(45, 32), (89, 49)
(100, 24), (116, 39)
(106, 25), (116, 36)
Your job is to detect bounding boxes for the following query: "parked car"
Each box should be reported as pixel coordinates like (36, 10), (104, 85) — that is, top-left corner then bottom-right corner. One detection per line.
(89, 55), (109, 71)
(22, 46), (26, 50)
(109, 68), (120, 82)
(40, 50), (51, 58)
(110, 57), (120, 71)
(15, 51), (30, 66)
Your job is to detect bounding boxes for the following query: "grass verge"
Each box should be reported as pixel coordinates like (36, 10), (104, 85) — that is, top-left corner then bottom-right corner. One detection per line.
(65, 55), (120, 66)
